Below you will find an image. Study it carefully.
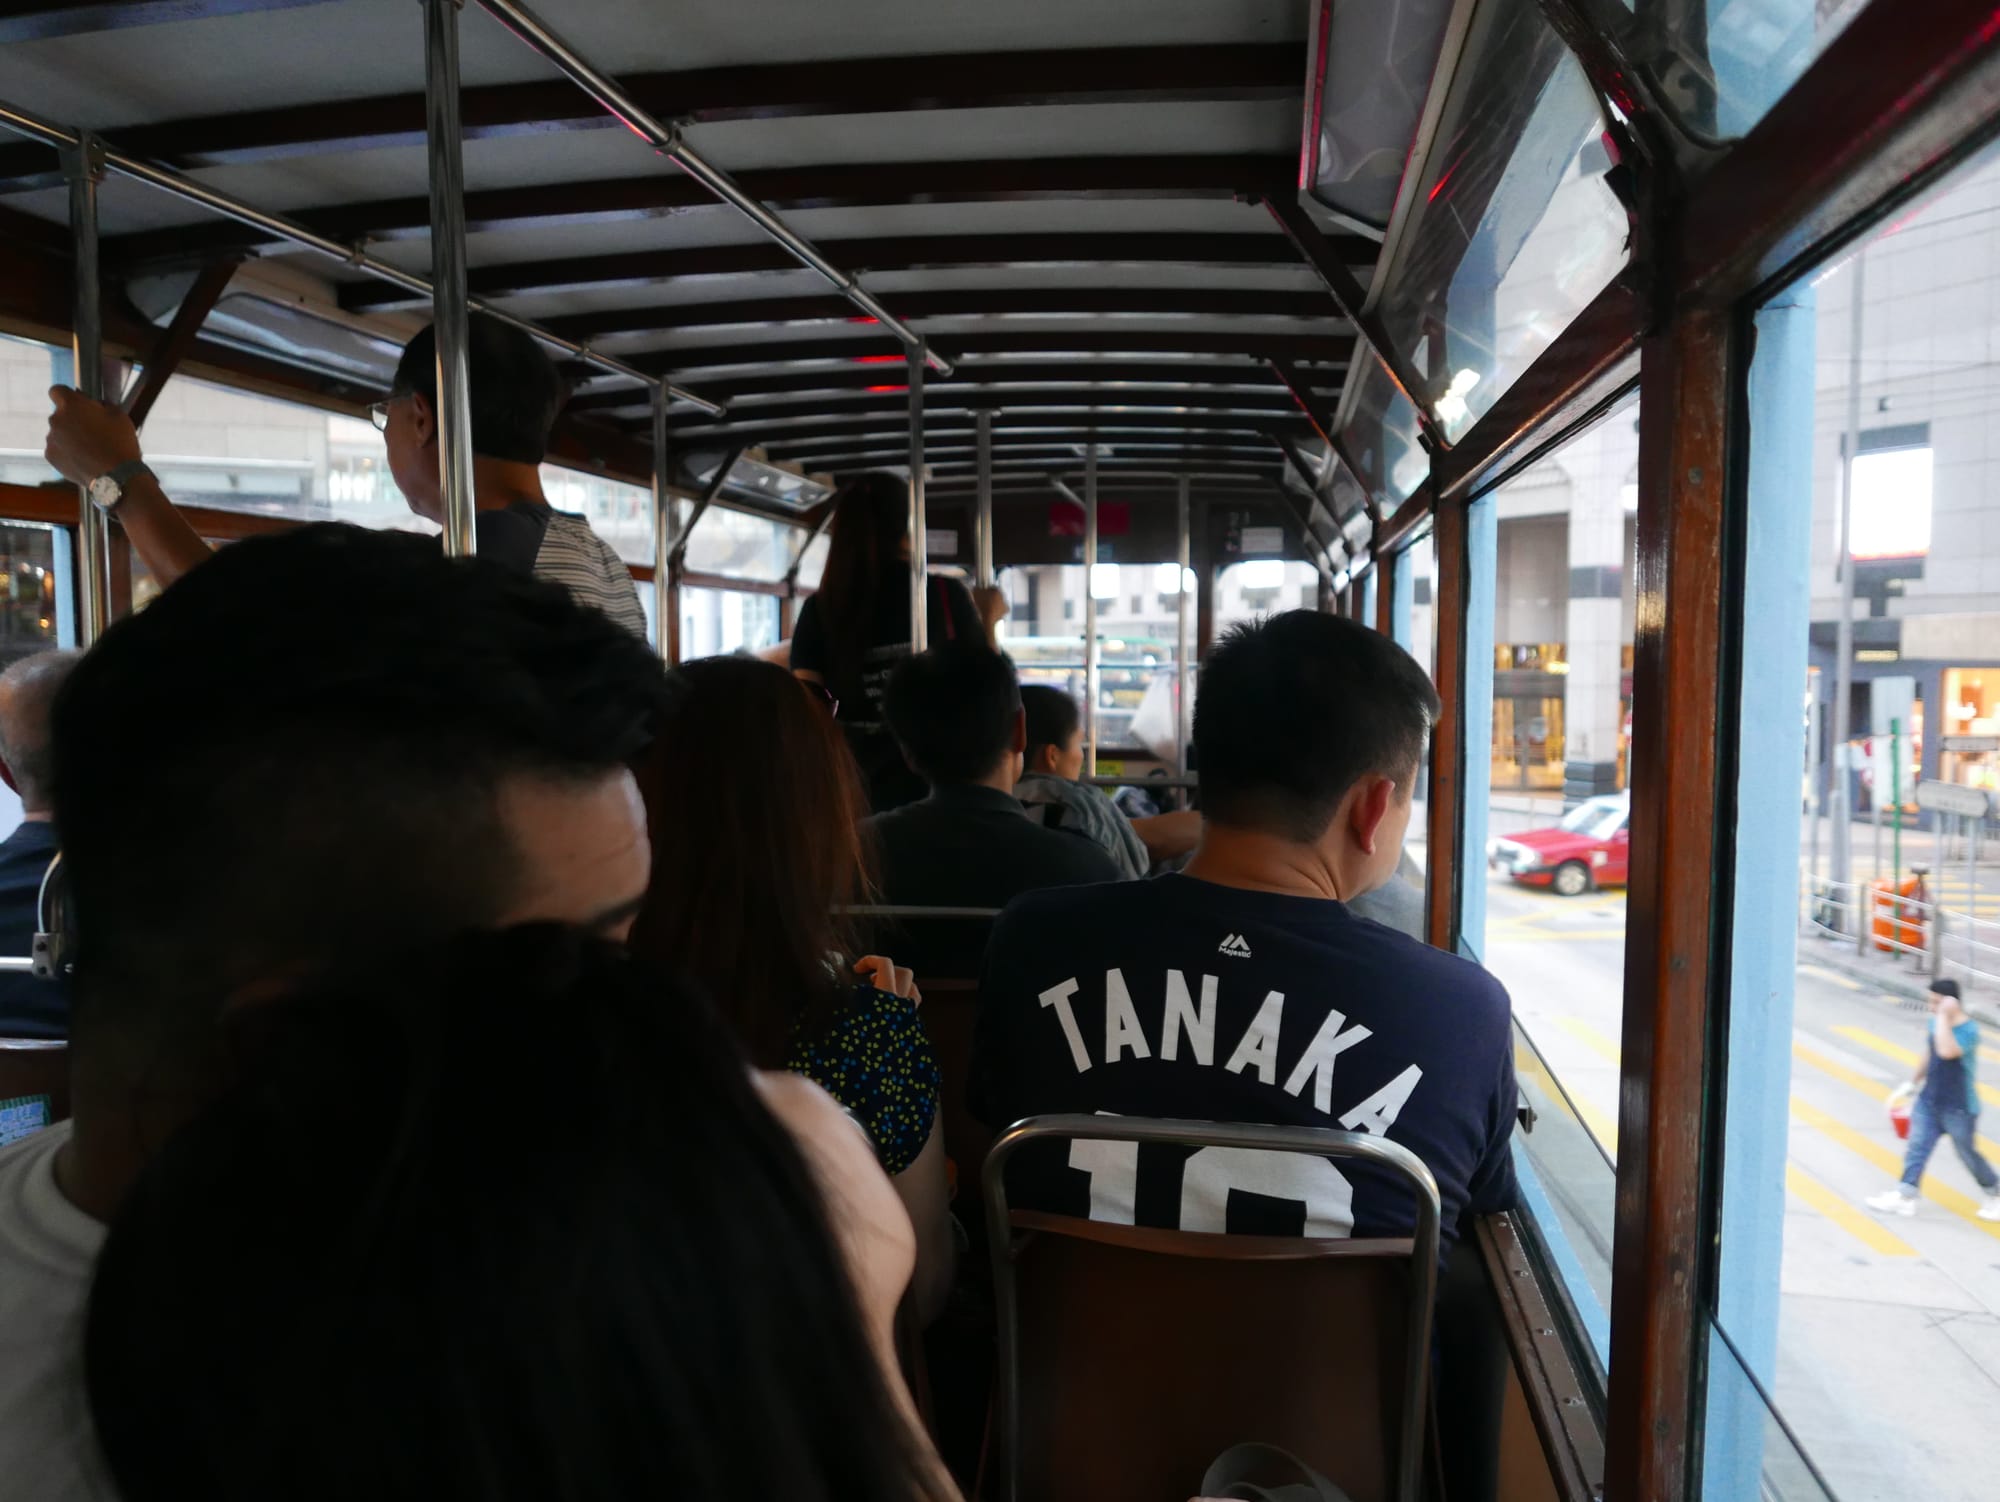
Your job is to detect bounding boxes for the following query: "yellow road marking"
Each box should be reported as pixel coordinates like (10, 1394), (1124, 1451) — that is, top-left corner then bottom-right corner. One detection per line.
(1785, 1164), (1917, 1257)
(1789, 1096), (2000, 1241)
(1792, 1042), (2000, 1159)
(1832, 1025), (2000, 1109)
(1515, 1043), (1619, 1157)
(1797, 963), (1864, 992)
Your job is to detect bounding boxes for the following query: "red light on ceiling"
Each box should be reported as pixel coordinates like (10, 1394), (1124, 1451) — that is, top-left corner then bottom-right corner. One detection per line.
(853, 353), (904, 364)
(848, 315), (881, 325)
(865, 384), (908, 394)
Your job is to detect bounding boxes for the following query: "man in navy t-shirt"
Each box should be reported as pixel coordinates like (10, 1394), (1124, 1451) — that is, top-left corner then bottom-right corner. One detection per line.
(972, 610), (1517, 1248)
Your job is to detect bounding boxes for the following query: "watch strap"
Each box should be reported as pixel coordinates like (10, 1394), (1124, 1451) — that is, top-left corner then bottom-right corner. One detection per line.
(103, 459), (153, 490)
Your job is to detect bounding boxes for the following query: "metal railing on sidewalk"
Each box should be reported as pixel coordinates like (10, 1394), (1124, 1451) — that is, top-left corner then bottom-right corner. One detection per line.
(1802, 875), (2000, 992)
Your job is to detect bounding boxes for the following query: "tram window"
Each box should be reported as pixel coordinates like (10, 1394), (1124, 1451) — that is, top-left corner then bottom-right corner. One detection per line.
(995, 564), (1188, 763)
(678, 587), (780, 661)
(137, 378), (427, 534)
(680, 506), (798, 582)
(1367, 30), (1628, 445)
(1716, 139), (2000, 1502)
(794, 531), (829, 591)
(1462, 391), (1642, 1371)
(1343, 357), (1429, 511)
(1213, 560), (1320, 632)
(1653, 0), (1869, 141)
(0, 335), (64, 486)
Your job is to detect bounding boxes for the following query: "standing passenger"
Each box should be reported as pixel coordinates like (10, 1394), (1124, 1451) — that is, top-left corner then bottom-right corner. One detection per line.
(1867, 979), (2000, 1219)
(629, 655), (955, 1321)
(971, 612), (1517, 1250)
(0, 651), (77, 1040)
(42, 313), (646, 636)
(790, 474), (987, 812)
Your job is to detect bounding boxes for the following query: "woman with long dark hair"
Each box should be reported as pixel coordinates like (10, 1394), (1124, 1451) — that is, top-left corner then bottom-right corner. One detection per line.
(84, 926), (957, 1502)
(630, 654), (955, 1321)
(790, 471), (990, 811)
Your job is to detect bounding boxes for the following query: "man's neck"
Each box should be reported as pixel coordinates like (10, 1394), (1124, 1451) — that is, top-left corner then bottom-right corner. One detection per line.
(967, 761), (1020, 797)
(469, 456), (550, 513)
(18, 809), (51, 823)
(1183, 824), (1363, 902)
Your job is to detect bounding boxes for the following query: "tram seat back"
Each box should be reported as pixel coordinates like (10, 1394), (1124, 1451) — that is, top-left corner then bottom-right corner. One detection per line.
(0, 1039), (69, 1143)
(983, 1116), (1441, 1502)
(912, 978), (991, 1191)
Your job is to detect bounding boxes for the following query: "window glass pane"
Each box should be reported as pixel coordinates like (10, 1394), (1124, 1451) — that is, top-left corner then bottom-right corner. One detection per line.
(681, 506), (800, 582)
(1724, 138), (2000, 1502)
(0, 335), (63, 487)
(540, 467), (653, 567)
(794, 531), (830, 591)
(1368, 29), (1628, 443)
(1340, 357), (1428, 511)
(1653, 0), (1865, 142)
(1462, 393), (1638, 1384)
(139, 378), (429, 532)
(677, 588), (780, 661)
(995, 564), (1188, 765)
(1213, 559), (1322, 636)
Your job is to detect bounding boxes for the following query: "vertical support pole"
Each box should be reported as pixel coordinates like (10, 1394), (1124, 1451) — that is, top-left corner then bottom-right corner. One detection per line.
(1374, 550), (1395, 636)
(1424, 497), (1467, 952)
(909, 344), (928, 651)
(423, 0), (477, 559)
(65, 134), (109, 646)
(651, 385), (673, 665)
(1830, 254), (1864, 922)
(976, 409), (995, 590)
(1083, 443), (1100, 778)
(1176, 476), (1193, 779)
(1606, 309), (1732, 1502)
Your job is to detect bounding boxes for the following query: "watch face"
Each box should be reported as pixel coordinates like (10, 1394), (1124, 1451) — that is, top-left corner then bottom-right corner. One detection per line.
(87, 475), (119, 509)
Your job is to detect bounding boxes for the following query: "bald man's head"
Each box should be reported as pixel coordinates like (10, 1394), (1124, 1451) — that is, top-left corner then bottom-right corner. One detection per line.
(0, 650), (80, 815)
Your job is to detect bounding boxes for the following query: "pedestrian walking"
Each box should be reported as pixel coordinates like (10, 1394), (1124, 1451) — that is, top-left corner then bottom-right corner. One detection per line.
(1866, 979), (2000, 1219)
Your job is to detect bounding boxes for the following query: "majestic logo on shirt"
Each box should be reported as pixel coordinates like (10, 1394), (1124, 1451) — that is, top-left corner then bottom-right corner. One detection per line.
(1217, 933), (1253, 958)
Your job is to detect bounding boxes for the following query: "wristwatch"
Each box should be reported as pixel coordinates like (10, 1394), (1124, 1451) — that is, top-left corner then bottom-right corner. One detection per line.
(85, 459), (154, 513)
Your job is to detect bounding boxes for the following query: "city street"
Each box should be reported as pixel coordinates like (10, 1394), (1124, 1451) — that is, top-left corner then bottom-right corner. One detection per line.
(1481, 870), (2000, 1502)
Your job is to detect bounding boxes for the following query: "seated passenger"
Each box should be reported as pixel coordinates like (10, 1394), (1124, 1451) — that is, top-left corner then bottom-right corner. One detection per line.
(1015, 683), (1199, 877)
(630, 655), (954, 1321)
(0, 525), (669, 1499)
(44, 313), (646, 636)
(84, 926), (956, 1502)
(867, 646), (1122, 975)
(0, 651), (77, 1040)
(971, 612), (1516, 1250)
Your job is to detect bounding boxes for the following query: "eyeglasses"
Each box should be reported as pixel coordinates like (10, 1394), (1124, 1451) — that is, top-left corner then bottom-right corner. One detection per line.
(802, 680), (839, 717)
(367, 401), (391, 433)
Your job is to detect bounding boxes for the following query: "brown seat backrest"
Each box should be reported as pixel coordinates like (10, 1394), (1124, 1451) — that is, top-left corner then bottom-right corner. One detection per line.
(0, 1038), (69, 1142)
(915, 978), (991, 1186)
(983, 1116), (1441, 1502)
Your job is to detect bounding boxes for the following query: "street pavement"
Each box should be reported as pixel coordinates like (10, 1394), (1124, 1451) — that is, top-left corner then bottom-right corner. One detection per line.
(1479, 869), (2000, 1502)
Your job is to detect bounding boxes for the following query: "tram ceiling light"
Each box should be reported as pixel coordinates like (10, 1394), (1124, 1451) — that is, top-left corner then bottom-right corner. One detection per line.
(472, 0), (952, 380)
(0, 97), (724, 419)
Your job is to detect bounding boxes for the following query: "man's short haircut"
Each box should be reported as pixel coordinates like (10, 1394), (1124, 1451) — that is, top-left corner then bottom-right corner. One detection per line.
(1931, 978), (1962, 1001)
(1195, 611), (1440, 843)
(0, 649), (79, 812)
(51, 524), (664, 1075)
(391, 312), (564, 465)
(883, 644), (1019, 785)
(1020, 684), (1081, 770)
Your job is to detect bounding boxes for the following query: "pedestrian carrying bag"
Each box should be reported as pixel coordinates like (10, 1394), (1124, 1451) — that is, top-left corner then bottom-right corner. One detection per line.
(1197, 1442), (1356, 1502)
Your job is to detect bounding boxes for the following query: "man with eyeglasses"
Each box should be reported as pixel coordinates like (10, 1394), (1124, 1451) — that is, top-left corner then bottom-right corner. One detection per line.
(42, 313), (647, 638)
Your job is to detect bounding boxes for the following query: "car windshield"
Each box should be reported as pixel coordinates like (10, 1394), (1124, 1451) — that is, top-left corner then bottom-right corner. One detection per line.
(1558, 797), (1627, 840)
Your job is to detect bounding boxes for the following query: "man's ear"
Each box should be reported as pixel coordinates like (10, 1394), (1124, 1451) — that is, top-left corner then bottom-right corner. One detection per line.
(409, 392), (437, 448)
(1009, 706), (1028, 754)
(1347, 774), (1396, 856)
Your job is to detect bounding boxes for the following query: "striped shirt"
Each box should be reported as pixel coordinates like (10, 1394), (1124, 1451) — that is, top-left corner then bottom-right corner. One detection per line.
(475, 501), (647, 639)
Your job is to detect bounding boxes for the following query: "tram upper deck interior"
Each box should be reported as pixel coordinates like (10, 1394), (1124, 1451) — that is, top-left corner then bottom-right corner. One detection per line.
(4, 1), (2000, 1500)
